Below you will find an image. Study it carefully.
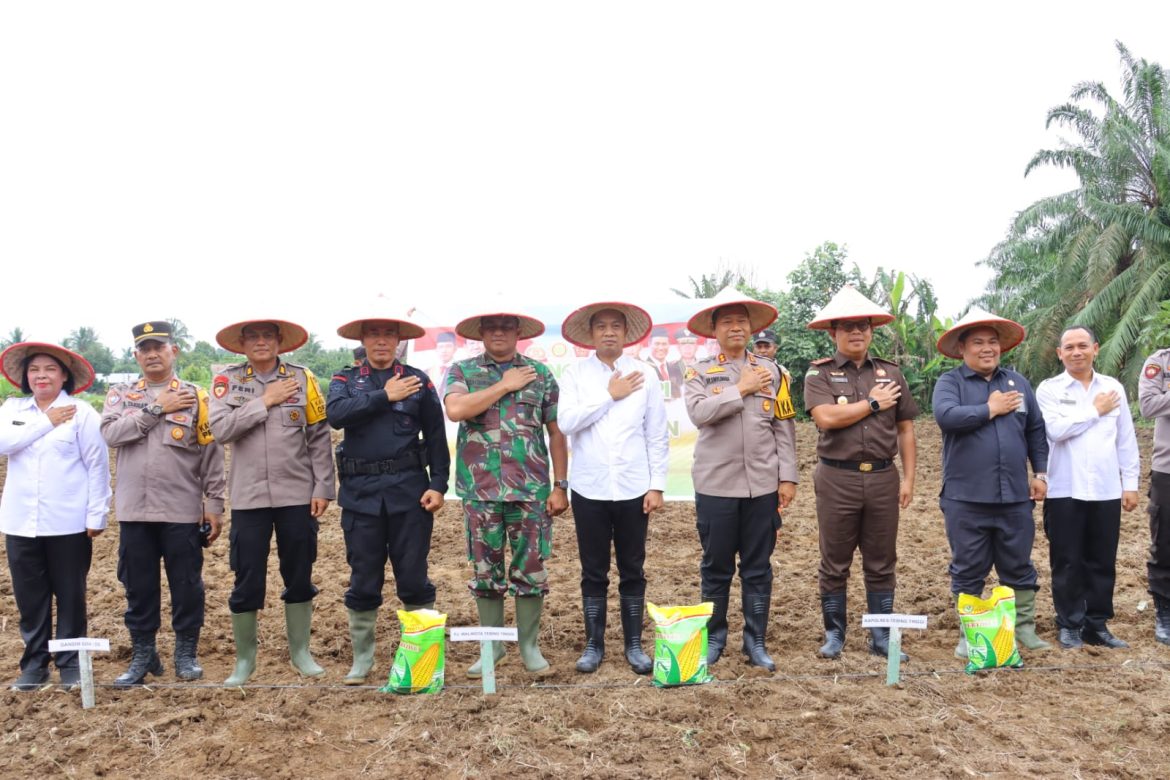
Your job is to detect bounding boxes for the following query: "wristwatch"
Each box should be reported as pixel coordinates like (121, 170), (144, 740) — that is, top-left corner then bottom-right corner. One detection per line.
(144, 403), (164, 417)
(554, 480), (569, 490)
(867, 397), (881, 414)
(1034, 474), (1048, 483)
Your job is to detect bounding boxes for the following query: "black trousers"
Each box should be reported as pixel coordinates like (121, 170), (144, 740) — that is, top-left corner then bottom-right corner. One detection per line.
(1148, 471), (1170, 599)
(341, 505), (436, 610)
(695, 492), (779, 598)
(6, 532), (91, 672)
(1043, 497), (1120, 630)
(117, 521), (204, 635)
(228, 505), (319, 613)
(571, 493), (648, 599)
(941, 498), (1038, 595)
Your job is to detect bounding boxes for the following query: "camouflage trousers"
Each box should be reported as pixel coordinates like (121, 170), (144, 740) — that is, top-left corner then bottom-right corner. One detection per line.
(463, 500), (552, 597)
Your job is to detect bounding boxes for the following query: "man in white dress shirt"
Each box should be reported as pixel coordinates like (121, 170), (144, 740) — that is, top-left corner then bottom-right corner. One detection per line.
(558, 302), (669, 674)
(1037, 325), (1140, 650)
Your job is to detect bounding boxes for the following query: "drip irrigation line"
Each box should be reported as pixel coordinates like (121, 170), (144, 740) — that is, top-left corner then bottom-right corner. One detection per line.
(30, 658), (1170, 694)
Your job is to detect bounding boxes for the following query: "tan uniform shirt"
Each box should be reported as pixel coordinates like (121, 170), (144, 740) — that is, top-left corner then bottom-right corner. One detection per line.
(684, 352), (798, 498)
(101, 376), (225, 522)
(803, 352), (918, 461)
(208, 360), (335, 510)
(1140, 348), (1170, 474)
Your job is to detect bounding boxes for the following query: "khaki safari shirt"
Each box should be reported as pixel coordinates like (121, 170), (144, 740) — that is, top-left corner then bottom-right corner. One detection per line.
(101, 376), (225, 522)
(684, 352), (798, 497)
(208, 360), (335, 510)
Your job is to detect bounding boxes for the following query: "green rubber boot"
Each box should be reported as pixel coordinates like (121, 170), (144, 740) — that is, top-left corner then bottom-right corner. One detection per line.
(402, 602), (435, 612)
(344, 609), (377, 685)
(223, 611), (258, 687)
(467, 597), (507, 679)
(516, 595), (552, 676)
(1013, 588), (1051, 651)
(285, 601), (326, 677)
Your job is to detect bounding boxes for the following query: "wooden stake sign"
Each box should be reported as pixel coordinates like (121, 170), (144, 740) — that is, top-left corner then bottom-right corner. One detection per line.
(860, 614), (927, 685)
(449, 626), (518, 695)
(48, 638), (110, 708)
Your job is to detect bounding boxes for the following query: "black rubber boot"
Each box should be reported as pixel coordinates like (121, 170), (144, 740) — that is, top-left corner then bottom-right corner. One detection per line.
(818, 593), (847, 659)
(866, 591), (908, 662)
(1155, 595), (1170, 646)
(114, 632), (165, 688)
(705, 595), (729, 665)
(619, 596), (653, 675)
(575, 596), (607, 673)
(174, 631), (204, 681)
(741, 592), (776, 672)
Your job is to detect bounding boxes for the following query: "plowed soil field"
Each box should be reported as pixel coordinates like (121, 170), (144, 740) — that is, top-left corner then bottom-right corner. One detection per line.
(2, 421), (1169, 778)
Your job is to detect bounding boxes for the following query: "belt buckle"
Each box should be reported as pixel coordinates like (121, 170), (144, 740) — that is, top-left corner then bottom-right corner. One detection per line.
(858, 462), (873, 472)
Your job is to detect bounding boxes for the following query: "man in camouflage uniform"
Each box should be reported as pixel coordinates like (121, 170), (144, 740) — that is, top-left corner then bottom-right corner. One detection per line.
(209, 319), (335, 685)
(101, 321), (225, 686)
(444, 310), (568, 677)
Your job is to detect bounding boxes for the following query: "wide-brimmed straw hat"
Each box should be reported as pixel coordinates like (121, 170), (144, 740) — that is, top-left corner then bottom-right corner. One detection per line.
(0, 342), (95, 394)
(685, 286), (778, 338)
(936, 306), (1026, 359)
(216, 319), (309, 355)
(561, 301), (652, 348)
(336, 297), (426, 341)
(807, 285), (895, 330)
(455, 310), (545, 341)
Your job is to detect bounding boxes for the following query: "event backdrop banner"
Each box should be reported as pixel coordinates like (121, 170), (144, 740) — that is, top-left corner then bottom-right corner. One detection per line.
(402, 299), (783, 501)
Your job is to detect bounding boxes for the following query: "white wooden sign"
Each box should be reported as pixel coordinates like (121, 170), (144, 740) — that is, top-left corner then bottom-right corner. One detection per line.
(47, 637), (109, 708)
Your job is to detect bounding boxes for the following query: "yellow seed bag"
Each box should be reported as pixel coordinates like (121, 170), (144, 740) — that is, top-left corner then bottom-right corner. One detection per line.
(647, 601), (714, 687)
(958, 587), (1023, 673)
(382, 608), (447, 694)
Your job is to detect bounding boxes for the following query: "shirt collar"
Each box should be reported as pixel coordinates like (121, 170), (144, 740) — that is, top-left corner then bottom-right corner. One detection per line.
(479, 352), (525, 369)
(957, 362), (1004, 381)
(19, 390), (70, 410)
(1054, 369), (1099, 389)
(832, 350), (872, 368)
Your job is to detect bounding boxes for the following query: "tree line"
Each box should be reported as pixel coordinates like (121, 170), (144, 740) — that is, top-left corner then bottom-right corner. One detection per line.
(2, 43), (1165, 416)
(680, 41), (1168, 414)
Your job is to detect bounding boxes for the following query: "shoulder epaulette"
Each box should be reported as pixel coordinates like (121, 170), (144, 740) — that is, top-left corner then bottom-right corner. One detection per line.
(872, 356), (899, 366)
(810, 357), (833, 366)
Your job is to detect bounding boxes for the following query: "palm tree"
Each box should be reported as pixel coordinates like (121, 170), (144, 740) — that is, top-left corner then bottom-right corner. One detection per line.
(166, 319), (192, 352)
(63, 326), (102, 355)
(1, 327), (24, 348)
(980, 42), (1170, 384)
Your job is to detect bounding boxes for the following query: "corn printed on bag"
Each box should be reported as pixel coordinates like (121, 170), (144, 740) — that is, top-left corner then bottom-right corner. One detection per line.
(647, 601), (714, 688)
(958, 587), (1023, 673)
(382, 608), (447, 695)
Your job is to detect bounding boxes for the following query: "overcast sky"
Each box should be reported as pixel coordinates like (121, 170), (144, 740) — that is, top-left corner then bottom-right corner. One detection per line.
(1, 2), (1165, 350)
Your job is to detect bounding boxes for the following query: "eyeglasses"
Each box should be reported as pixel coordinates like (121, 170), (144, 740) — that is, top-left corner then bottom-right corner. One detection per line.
(835, 320), (872, 333)
(481, 320), (519, 333)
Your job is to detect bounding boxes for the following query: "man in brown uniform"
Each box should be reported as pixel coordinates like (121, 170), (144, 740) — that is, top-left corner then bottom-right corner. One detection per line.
(102, 321), (225, 685)
(684, 287), (798, 672)
(209, 319), (335, 686)
(804, 286), (917, 660)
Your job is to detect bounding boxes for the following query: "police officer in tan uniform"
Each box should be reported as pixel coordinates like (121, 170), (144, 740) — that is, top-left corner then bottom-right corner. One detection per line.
(102, 321), (225, 686)
(209, 319), (335, 686)
(684, 287), (798, 672)
(803, 287), (917, 661)
(1139, 346), (1170, 645)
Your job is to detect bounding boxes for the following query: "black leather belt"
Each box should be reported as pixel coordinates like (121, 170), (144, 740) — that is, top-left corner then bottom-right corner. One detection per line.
(820, 457), (892, 473)
(337, 450), (425, 475)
